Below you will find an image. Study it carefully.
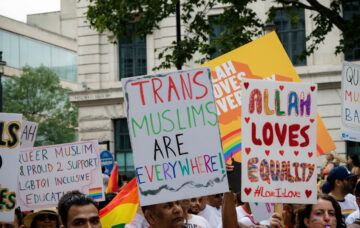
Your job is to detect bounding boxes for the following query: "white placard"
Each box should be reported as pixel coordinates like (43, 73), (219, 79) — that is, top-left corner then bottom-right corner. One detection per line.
(241, 79), (317, 204)
(0, 113), (22, 222)
(17, 140), (104, 210)
(249, 202), (274, 223)
(341, 61), (360, 142)
(20, 121), (38, 148)
(122, 67), (229, 206)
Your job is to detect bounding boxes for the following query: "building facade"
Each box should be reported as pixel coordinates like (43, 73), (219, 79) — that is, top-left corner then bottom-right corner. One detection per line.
(0, 14), (78, 90)
(63, 0), (360, 178)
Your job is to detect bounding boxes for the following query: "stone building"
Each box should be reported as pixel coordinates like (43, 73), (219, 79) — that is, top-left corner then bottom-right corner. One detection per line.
(15, 0), (360, 178)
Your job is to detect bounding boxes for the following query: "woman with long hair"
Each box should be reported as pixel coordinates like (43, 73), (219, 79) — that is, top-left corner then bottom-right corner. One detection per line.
(348, 154), (360, 176)
(296, 194), (345, 228)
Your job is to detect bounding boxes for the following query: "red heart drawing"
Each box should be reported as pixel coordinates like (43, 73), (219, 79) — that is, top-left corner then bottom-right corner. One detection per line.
(244, 82), (249, 89)
(310, 86), (316, 92)
(308, 152), (313, 158)
(265, 150), (270, 156)
(245, 148), (251, 155)
(279, 150), (284, 156)
(245, 117), (250, 123)
(294, 151), (299, 156)
(310, 119), (314, 123)
(279, 85), (284, 91)
(305, 190), (312, 198)
(244, 188), (252, 196)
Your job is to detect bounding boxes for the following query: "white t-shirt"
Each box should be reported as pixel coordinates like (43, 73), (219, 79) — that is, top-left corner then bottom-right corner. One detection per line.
(339, 194), (359, 219)
(185, 214), (212, 228)
(125, 212), (149, 228)
(346, 210), (360, 225)
(198, 205), (222, 228)
(236, 205), (257, 226)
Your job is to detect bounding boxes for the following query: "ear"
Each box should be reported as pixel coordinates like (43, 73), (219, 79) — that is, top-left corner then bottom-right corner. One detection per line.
(304, 217), (310, 228)
(144, 210), (156, 226)
(335, 179), (343, 188)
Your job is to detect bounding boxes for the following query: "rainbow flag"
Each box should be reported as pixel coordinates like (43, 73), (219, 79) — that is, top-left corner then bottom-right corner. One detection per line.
(89, 187), (103, 200)
(106, 163), (119, 193)
(100, 178), (139, 228)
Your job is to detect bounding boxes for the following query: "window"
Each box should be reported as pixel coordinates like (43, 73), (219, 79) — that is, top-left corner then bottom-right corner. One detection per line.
(209, 15), (226, 60)
(273, 8), (306, 66)
(347, 141), (360, 156)
(114, 119), (135, 179)
(343, 0), (360, 61)
(0, 29), (77, 82)
(118, 25), (147, 79)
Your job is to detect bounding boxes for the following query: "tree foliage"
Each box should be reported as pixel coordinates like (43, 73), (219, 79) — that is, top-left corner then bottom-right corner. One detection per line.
(3, 66), (78, 146)
(86, 0), (360, 70)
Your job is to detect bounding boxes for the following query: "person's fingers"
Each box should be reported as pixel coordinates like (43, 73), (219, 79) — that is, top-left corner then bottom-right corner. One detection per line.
(225, 163), (234, 172)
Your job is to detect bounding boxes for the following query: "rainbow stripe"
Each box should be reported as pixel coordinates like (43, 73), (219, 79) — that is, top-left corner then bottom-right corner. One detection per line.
(311, 218), (321, 224)
(89, 187), (103, 200)
(342, 209), (356, 218)
(354, 218), (360, 225)
(222, 129), (242, 161)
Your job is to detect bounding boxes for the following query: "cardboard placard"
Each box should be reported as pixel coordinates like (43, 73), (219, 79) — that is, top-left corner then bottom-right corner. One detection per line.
(0, 113), (22, 222)
(341, 61), (360, 142)
(249, 202), (274, 223)
(201, 32), (335, 166)
(17, 140), (104, 210)
(241, 79), (317, 204)
(122, 67), (229, 206)
(20, 121), (38, 148)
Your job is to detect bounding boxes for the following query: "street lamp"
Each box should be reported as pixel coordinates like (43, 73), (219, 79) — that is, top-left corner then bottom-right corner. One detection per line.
(0, 51), (7, 112)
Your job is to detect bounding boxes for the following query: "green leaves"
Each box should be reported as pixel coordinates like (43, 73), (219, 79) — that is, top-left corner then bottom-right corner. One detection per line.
(3, 65), (78, 146)
(85, 0), (360, 70)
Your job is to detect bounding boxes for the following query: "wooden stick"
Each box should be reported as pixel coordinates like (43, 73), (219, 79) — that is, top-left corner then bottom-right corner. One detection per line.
(274, 203), (283, 214)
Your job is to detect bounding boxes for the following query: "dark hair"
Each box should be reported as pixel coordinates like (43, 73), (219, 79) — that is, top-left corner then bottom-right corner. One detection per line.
(350, 154), (360, 167)
(58, 190), (97, 226)
(30, 211), (60, 228)
(355, 181), (360, 197)
(15, 207), (24, 226)
(296, 194), (345, 228)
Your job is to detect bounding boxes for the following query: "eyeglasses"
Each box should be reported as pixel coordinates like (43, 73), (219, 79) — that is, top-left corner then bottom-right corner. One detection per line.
(36, 214), (58, 221)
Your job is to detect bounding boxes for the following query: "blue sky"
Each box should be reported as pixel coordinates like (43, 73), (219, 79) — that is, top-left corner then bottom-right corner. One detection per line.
(0, 0), (60, 22)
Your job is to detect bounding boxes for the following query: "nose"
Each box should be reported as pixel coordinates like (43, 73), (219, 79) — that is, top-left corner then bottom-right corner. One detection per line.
(173, 204), (182, 215)
(323, 212), (331, 222)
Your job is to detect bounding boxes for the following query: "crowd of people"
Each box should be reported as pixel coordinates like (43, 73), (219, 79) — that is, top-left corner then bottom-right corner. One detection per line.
(2, 152), (360, 228)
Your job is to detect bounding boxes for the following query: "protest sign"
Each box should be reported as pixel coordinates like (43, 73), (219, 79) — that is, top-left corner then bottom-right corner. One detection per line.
(201, 32), (335, 164)
(20, 121), (38, 148)
(0, 113), (22, 222)
(241, 79), (317, 204)
(341, 61), (360, 142)
(17, 140), (104, 210)
(249, 202), (274, 224)
(122, 67), (229, 206)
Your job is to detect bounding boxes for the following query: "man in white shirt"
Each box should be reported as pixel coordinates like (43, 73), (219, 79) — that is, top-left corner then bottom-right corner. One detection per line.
(346, 181), (360, 225)
(199, 194), (223, 228)
(321, 166), (358, 219)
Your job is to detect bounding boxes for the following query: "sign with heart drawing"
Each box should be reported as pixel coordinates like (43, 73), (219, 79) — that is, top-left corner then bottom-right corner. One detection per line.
(241, 79), (317, 204)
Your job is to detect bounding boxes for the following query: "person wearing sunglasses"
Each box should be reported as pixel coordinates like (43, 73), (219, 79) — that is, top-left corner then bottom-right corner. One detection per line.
(198, 193), (224, 228)
(24, 209), (60, 228)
